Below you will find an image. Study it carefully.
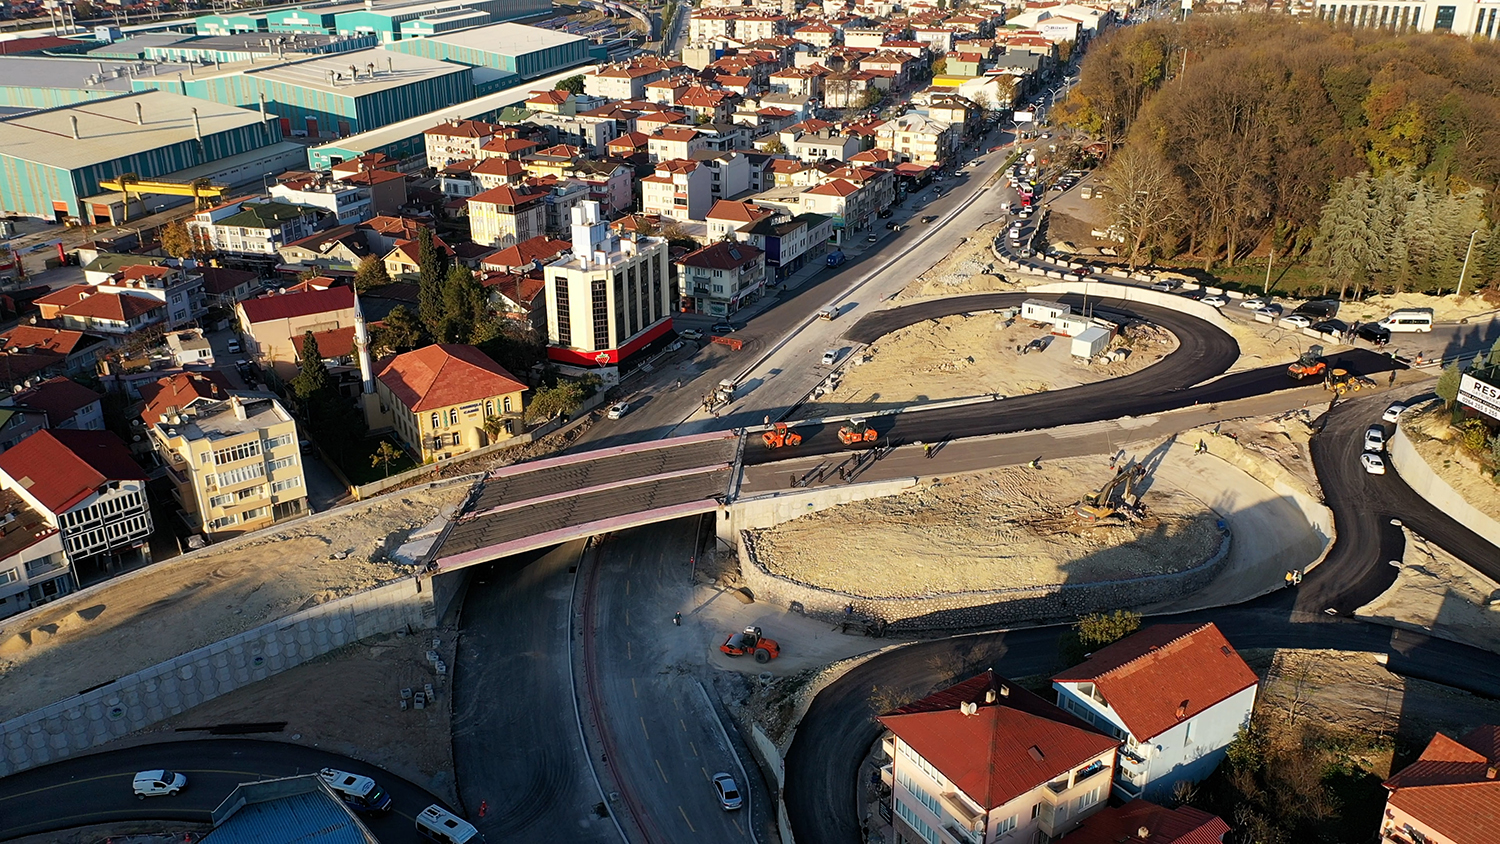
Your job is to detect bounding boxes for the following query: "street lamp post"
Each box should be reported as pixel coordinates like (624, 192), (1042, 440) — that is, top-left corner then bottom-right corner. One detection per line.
(1455, 229), (1478, 297)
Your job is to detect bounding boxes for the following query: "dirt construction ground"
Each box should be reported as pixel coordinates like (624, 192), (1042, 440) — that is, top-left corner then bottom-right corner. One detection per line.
(749, 454), (1223, 598)
(896, 219), (1019, 300)
(806, 313), (1178, 416)
(1403, 403), (1500, 522)
(1357, 530), (1500, 655)
(0, 483), (468, 721)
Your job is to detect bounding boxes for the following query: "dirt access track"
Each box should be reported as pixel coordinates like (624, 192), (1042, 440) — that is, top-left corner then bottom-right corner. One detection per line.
(0, 484), (466, 721)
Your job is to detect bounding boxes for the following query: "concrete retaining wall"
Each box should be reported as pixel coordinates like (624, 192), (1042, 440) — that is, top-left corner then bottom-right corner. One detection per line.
(0, 577), (435, 777)
(1390, 422), (1500, 548)
(720, 477), (920, 544)
(1026, 280), (1234, 331)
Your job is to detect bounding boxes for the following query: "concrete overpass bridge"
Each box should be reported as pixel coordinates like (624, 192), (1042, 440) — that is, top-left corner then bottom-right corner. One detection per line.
(428, 431), (742, 572)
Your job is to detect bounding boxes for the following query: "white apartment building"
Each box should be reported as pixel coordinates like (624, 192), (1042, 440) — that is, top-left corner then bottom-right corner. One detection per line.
(270, 177), (373, 225)
(543, 201), (673, 366)
(189, 199), (324, 258)
(1314, 0), (1500, 35)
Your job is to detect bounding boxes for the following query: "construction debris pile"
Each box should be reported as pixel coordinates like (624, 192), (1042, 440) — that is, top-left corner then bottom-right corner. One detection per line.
(750, 457), (1222, 599)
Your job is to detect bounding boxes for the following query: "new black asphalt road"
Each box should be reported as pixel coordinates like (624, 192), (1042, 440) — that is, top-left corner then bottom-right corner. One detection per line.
(744, 292), (1399, 464)
(782, 388), (1500, 844)
(0, 738), (450, 842)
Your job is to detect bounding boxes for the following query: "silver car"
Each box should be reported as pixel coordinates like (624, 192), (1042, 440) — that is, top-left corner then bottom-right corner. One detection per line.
(712, 773), (743, 810)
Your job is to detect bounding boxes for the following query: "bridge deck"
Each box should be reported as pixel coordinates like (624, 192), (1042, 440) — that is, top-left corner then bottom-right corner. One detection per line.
(435, 467), (732, 567)
(470, 434), (739, 513)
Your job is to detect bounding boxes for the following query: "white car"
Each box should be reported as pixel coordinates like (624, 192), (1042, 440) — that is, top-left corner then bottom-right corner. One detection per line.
(1254, 304), (1284, 318)
(1364, 425), (1386, 453)
(133, 770), (187, 798)
(1239, 297), (1271, 310)
(1382, 403), (1407, 423)
(1360, 453), (1386, 475)
(1278, 314), (1312, 329)
(712, 772), (743, 811)
(1202, 294), (1228, 308)
(821, 349), (839, 365)
(607, 402), (630, 420)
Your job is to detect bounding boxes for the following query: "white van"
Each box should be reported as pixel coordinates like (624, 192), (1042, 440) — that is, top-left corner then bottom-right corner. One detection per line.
(1377, 309), (1434, 333)
(417, 805), (482, 844)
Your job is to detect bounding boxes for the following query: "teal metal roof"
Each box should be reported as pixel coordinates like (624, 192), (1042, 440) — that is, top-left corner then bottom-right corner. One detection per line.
(206, 790), (377, 844)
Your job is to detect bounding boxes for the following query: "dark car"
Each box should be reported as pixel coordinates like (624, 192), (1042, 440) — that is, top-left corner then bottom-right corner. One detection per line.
(1312, 319), (1348, 336)
(1356, 323), (1391, 345)
(921, 215), (938, 223)
(877, 209), (893, 218)
(1294, 299), (1340, 319)
(1179, 289), (1206, 300)
(711, 322), (736, 334)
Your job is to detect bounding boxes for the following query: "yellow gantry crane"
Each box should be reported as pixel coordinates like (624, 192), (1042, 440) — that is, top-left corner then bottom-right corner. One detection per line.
(98, 175), (230, 221)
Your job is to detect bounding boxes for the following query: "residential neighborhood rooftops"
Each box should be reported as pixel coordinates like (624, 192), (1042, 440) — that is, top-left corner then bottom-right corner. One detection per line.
(139, 371), (235, 426)
(1064, 800), (1230, 844)
(678, 240), (762, 270)
(239, 287), (355, 324)
(0, 429), (145, 514)
(6, 377), (100, 425)
(879, 670), (1118, 810)
(1052, 622), (1258, 741)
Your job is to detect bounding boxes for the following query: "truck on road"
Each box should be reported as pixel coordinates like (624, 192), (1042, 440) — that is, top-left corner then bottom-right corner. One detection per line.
(826, 250), (845, 267)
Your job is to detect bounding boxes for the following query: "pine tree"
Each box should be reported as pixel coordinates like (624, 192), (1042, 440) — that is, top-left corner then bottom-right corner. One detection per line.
(353, 254), (391, 293)
(1485, 336), (1500, 369)
(291, 332), (333, 400)
(375, 304), (424, 354)
(417, 228), (449, 337)
(1396, 180), (1437, 290)
(1436, 362), (1462, 406)
(440, 264), (484, 343)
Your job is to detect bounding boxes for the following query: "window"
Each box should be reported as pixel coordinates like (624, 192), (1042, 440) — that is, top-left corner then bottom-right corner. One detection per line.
(272, 477), (302, 494)
(269, 456), (298, 472)
(209, 514), (238, 530)
(0, 568), (18, 585)
(1032, 803), (1040, 820)
(236, 486), (263, 501)
(448, 408), (458, 426)
(894, 799), (938, 844)
(264, 433), (294, 449)
(1074, 787), (1101, 813)
(503, 396), (512, 413)
(216, 463), (265, 487)
(242, 506), (269, 521)
(485, 400), (493, 417)
(896, 770), (941, 816)
(430, 413), (440, 430)
(213, 441), (261, 465)
(451, 432), (461, 446)
(995, 814), (1018, 835)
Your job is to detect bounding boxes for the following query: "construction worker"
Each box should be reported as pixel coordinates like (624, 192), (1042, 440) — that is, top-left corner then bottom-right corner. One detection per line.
(1029, 457), (1040, 469)
(1388, 369), (1397, 386)
(673, 612), (681, 626)
(1196, 439), (1207, 455)
(924, 443), (934, 459)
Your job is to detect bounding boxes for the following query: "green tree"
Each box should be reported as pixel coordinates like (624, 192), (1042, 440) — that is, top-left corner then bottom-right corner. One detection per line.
(930, 57), (948, 77)
(1436, 362), (1462, 406)
(416, 228), (449, 337)
(439, 264), (486, 343)
(1486, 336), (1500, 369)
(1060, 610), (1142, 666)
(353, 254), (391, 293)
(524, 379), (588, 423)
(291, 332), (333, 400)
(761, 138), (787, 154)
(373, 304), (424, 354)
(370, 440), (403, 477)
(160, 220), (196, 260)
(556, 74), (585, 96)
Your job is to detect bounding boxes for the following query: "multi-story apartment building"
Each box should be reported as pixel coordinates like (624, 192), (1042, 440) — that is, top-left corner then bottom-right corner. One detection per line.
(148, 390), (307, 539)
(0, 429), (151, 612)
(1, 377), (104, 435)
(423, 119), (503, 170)
(1052, 622), (1259, 801)
(876, 113), (956, 166)
(189, 198), (325, 258)
(880, 670), (1119, 844)
(467, 184), (548, 248)
(236, 286), (358, 380)
(368, 343), (528, 462)
(734, 210), (833, 281)
(585, 57), (683, 101)
(1315, 0), (1500, 36)
(542, 202), (673, 366)
(89, 263), (208, 328)
(0, 487), (68, 619)
(675, 240), (765, 317)
(270, 175), (373, 225)
(642, 159), (713, 222)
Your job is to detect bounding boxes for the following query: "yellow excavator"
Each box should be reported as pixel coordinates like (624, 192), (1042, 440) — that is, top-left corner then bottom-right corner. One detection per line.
(1075, 464), (1147, 521)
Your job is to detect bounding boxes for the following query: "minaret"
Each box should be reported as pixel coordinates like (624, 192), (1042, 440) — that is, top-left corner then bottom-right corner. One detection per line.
(353, 290), (374, 395)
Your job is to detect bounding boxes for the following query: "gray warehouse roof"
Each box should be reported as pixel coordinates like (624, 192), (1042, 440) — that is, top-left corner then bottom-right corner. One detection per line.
(240, 48), (467, 95)
(0, 56), (199, 93)
(414, 21), (588, 56)
(0, 90), (270, 171)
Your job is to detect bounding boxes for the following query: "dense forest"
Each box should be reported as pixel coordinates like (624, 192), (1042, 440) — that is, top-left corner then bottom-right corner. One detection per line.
(1057, 15), (1500, 295)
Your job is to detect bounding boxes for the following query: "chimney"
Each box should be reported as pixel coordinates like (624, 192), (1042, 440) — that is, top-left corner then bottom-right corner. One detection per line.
(191, 108), (203, 144)
(984, 689), (996, 704)
(1136, 827), (1151, 840)
(69, 115), (80, 139)
(1489, 766), (1498, 780)
(232, 396), (248, 421)
(135, 102), (144, 125)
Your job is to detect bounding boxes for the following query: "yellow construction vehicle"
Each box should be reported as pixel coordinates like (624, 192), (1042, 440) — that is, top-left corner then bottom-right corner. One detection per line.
(1075, 464), (1147, 521)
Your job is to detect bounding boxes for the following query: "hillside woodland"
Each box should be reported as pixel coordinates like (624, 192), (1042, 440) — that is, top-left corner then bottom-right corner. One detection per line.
(1059, 15), (1500, 294)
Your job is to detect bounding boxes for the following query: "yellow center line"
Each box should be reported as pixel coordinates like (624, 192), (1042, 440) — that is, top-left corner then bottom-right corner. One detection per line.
(656, 758), (670, 783)
(679, 804), (696, 832)
(640, 716), (650, 740)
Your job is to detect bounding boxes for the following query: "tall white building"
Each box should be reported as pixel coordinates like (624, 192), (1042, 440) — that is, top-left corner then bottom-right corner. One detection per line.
(1313, 0), (1500, 36)
(542, 201), (673, 366)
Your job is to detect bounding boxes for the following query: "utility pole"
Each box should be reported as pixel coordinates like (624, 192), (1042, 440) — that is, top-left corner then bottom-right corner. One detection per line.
(1455, 229), (1478, 297)
(1263, 239), (1274, 296)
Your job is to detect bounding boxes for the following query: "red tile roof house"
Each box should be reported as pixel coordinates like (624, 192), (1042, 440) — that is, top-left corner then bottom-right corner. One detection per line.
(1380, 725), (1500, 844)
(368, 344), (529, 462)
(1052, 622), (1259, 802)
(235, 287), (358, 381)
(1, 376), (104, 433)
(879, 670), (1119, 844)
(1064, 799), (1230, 844)
(0, 428), (153, 586)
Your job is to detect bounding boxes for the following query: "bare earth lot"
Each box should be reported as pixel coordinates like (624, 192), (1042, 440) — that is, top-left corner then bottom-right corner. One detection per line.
(808, 313), (1176, 416)
(1357, 530), (1500, 655)
(750, 456), (1221, 598)
(0, 484), (467, 721)
(1403, 404), (1500, 522)
(896, 219), (1017, 300)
